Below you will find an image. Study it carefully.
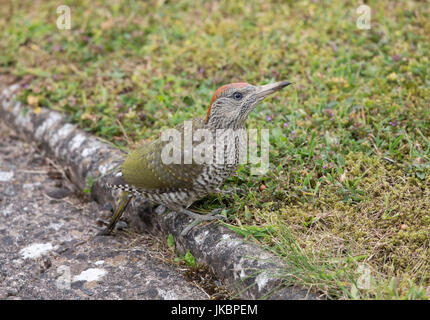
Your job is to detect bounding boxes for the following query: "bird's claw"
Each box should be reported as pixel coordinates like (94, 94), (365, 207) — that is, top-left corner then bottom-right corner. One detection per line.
(215, 187), (246, 196)
(180, 208), (226, 236)
(97, 227), (114, 236)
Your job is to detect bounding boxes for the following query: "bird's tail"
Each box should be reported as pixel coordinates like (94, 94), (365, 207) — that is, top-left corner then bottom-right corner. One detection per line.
(105, 174), (142, 196)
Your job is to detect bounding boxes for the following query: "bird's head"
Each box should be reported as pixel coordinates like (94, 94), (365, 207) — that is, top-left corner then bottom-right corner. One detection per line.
(205, 81), (291, 128)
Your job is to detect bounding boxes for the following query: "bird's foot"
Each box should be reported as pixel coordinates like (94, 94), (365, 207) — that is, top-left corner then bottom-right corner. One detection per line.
(215, 187), (246, 196)
(97, 227), (113, 236)
(180, 208), (226, 236)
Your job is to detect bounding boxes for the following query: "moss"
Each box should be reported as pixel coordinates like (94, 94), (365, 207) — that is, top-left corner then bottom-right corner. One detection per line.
(258, 152), (430, 295)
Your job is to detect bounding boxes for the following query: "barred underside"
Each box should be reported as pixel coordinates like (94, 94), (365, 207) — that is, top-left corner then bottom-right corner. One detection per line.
(105, 181), (201, 207)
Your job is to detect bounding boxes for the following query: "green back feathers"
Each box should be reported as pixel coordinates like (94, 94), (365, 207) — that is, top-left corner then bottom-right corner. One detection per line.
(121, 118), (207, 191)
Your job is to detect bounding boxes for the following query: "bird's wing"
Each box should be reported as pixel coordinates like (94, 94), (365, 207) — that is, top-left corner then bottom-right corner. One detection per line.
(121, 118), (208, 191)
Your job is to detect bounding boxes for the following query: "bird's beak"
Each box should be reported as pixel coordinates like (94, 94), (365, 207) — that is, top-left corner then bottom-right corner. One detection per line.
(255, 81), (292, 100)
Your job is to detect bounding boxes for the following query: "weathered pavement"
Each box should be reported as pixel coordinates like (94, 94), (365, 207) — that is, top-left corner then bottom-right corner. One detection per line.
(0, 121), (209, 299)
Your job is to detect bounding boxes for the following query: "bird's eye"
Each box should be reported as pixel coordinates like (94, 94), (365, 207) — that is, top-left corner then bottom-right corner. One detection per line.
(233, 92), (243, 100)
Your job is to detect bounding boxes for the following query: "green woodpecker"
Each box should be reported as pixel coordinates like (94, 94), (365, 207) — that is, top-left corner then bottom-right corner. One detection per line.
(100, 81), (291, 236)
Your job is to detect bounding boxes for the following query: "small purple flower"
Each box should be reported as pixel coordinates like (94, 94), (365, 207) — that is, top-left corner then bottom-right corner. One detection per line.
(199, 67), (204, 73)
(323, 162), (334, 169)
(392, 54), (402, 62)
(332, 43), (338, 53)
(389, 120), (399, 127)
(325, 109), (334, 117)
(23, 83), (29, 89)
(53, 44), (63, 52)
(266, 115), (272, 121)
(283, 122), (289, 128)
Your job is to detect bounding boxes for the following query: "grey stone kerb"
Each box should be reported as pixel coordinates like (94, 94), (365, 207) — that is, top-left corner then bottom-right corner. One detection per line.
(0, 81), (318, 300)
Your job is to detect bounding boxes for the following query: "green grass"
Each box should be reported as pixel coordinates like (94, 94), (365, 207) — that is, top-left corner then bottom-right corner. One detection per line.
(1, 0), (429, 299)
